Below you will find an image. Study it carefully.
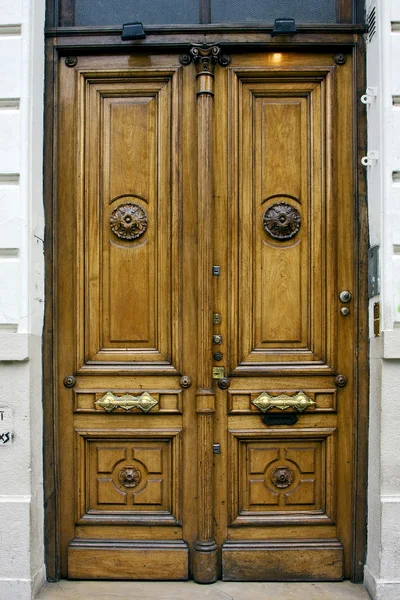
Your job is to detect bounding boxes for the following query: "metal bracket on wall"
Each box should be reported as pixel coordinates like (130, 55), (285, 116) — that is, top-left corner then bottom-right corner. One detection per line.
(361, 151), (379, 166)
(361, 87), (377, 104)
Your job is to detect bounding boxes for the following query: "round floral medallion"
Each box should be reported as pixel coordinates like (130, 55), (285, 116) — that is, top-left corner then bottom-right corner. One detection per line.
(271, 467), (294, 489)
(110, 203), (148, 240)
(119, 466), (141, 488)
(263, 202), (301, 241)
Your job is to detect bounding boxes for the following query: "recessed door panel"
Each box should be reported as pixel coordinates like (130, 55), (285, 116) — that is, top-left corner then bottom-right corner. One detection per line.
(228, 71), (335, 373)
(77, 72), (181, 371)
(228, 428), (336, 525)
(77, 429), (182, 524)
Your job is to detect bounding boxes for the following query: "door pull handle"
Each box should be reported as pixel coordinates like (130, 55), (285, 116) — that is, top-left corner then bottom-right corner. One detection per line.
(252, 391), (315, 413)
(95, 391), (158, 413)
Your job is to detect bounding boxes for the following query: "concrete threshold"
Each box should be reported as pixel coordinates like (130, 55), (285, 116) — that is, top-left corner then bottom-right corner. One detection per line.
(36, 580), (371, 600)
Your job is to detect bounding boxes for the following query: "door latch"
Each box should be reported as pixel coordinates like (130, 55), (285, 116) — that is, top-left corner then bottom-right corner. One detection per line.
(212, 366), (225, 379)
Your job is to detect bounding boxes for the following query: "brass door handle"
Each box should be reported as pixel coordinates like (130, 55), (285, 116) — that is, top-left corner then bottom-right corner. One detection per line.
(95, 391), (158, 413)
(252, 391), (315, 413)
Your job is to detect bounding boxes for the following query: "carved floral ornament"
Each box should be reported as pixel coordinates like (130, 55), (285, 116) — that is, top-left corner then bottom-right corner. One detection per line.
(271, 467), (294, 489)
(110, 202), (148, 240)
(263, 202), (301, 241)
(119, 466), (141, 488)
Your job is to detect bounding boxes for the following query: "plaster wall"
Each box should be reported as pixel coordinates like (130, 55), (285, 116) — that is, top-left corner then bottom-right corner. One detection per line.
(0, 0), (46, 598)
(364, 0), (400, 598)
(0, 0), (398, 598)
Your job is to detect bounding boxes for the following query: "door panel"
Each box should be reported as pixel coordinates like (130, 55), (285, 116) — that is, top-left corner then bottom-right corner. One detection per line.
(56, 49), (357, 582)
(213, 52), (354, 581)
(228, 70), (335, 371)
(228, 428), (336, 525)
(76, 428), (182, 524)
(57, 54), (197, 579)
(79, 71), (182, 370)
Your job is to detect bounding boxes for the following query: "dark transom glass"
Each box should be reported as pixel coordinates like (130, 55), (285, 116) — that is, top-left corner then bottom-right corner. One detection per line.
(73, 0), (339, 26)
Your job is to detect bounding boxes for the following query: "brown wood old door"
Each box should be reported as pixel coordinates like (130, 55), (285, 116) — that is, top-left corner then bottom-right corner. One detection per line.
(55, 47), (358, 582)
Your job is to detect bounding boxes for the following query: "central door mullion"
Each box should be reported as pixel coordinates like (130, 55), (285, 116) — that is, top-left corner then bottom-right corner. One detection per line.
(193, 44), (218, 584)
(180, 44), (230, 583)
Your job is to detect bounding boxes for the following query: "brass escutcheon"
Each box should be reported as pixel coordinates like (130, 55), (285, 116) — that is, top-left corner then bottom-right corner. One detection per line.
(253, 391), (315, 413)
(212, 367), (225, 380)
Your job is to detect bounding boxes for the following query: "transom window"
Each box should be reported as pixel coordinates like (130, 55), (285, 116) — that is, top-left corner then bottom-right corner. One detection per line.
(52, 0), (363, 27)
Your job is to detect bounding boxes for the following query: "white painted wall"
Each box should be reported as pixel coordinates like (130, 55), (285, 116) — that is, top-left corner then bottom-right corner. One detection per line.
(0, 0), (398, 598)
(0, 0), (46, 598)
(364, 1), (400, 599)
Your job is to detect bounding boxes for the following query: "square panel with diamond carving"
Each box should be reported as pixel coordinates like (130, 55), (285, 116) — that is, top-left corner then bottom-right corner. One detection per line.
(75, 428), (182, 525)
(228, 428), (336, 526)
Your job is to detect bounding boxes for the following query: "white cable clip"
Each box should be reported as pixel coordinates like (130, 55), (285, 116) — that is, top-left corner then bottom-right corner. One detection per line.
(361, 151), (379, 166)
(361, 87), (378, 104)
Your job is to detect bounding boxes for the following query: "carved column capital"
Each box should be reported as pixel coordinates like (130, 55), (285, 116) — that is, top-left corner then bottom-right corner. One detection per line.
(180, 43), (231, 73)
(180, 44), (230, 97)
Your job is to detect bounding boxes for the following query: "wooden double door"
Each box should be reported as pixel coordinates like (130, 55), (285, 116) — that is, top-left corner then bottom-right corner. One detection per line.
(56, 47), (357, 582)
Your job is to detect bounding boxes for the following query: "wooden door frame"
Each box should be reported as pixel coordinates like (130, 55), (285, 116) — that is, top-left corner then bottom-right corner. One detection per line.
(43, 28), (368, 583)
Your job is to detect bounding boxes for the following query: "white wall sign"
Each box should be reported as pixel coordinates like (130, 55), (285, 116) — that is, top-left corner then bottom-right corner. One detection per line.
(0, 408), (13, 444)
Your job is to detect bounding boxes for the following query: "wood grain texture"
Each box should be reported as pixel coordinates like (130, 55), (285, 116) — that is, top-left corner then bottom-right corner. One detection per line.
(75, 428), (182, 526)
(228, 428), (336, 527)
(222, 539), (343, 581)
(78, 69), (181, 371)
(337, 0), (353, 23)
(68, 540), (189, 580)
(55, 54), (194, 579)
(43, 35), (59, 582)
(352, 35), (368, 583)
(228, 68), (335, 374)
(192, 53), (218, 584)
(214, 51), (356, 582)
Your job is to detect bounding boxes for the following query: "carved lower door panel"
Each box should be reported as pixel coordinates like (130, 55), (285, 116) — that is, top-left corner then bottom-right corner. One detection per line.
(213, 52), (356, 581)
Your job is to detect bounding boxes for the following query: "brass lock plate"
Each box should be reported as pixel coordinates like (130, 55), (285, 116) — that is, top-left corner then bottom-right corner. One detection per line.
(212, 367), (225, 379)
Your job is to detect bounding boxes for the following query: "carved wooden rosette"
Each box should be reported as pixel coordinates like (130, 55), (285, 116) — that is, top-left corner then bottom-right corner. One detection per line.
(182, 44), (229, 583)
